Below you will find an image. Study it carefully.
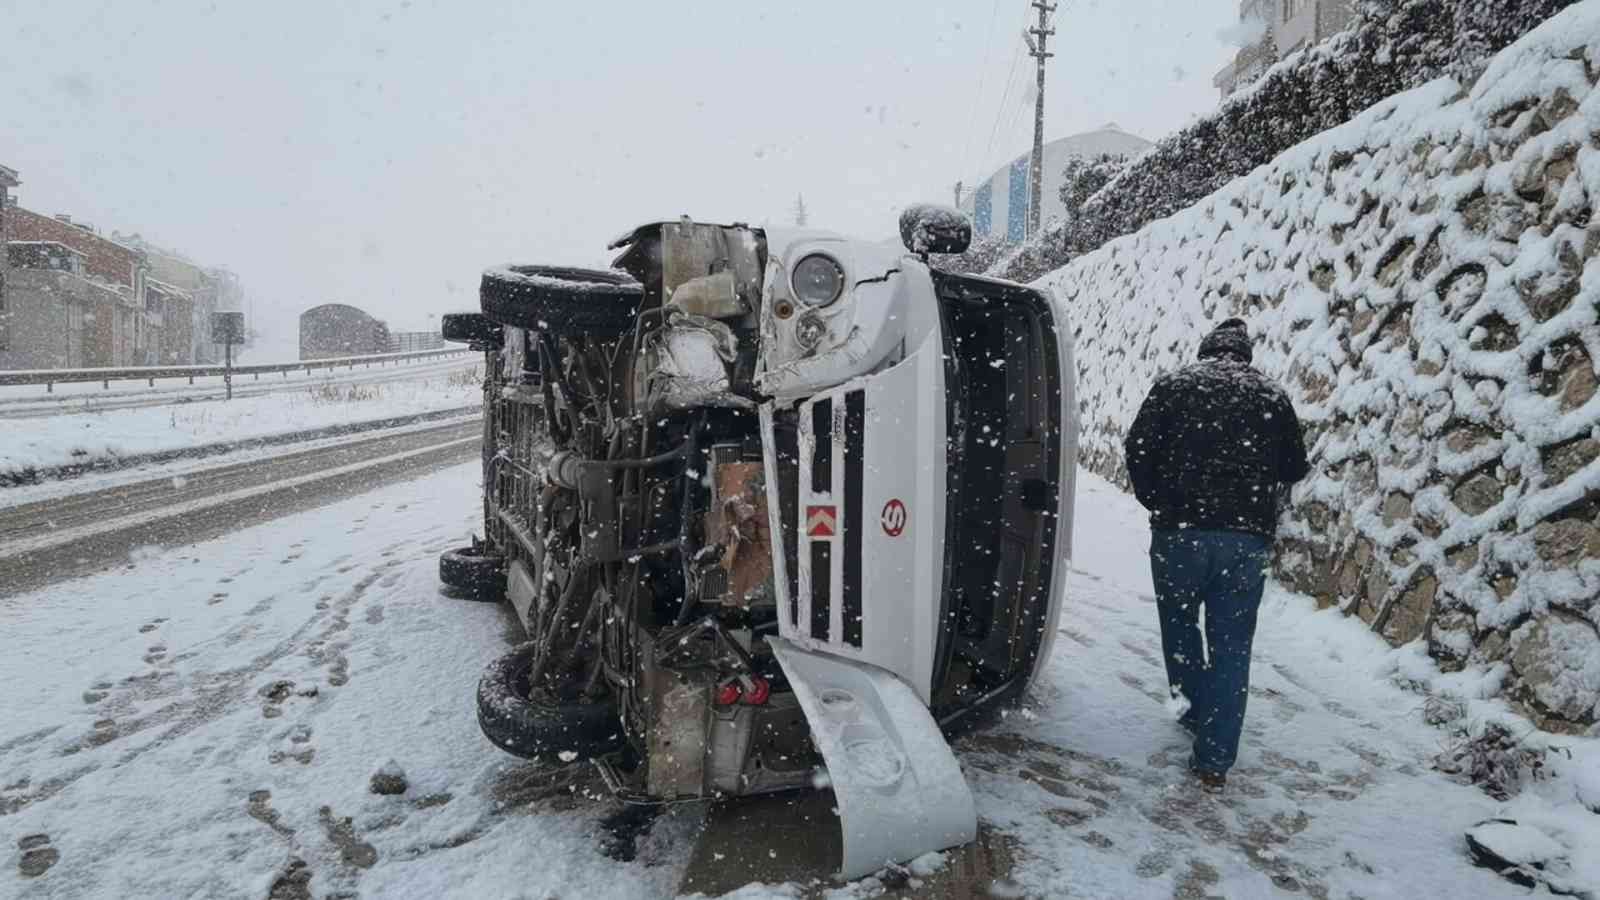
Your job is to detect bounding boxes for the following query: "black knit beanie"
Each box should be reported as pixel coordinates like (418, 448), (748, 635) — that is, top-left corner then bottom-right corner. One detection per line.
(1197, 318), (1252, 363)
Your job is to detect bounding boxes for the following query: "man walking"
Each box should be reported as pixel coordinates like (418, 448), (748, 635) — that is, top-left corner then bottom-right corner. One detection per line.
(1123, 318), (1309, 793)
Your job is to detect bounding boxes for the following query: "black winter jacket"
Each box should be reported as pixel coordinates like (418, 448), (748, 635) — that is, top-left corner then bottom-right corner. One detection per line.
(1123, 358), (1310, 537)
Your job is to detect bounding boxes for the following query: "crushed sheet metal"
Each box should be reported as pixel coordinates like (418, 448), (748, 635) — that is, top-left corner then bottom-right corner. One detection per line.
(768, 638), (977, 879)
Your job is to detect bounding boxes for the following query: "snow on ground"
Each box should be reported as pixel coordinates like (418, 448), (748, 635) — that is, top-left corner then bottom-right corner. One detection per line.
(4, 465), (1596, 898)
(710, 473), (1600, 899)
(1, 462), (695, 899)
(0, 362), (481, 480)
(0, 354), (475, 407)
(0, 414), (480, 513)
(956, 475), (1600, 900)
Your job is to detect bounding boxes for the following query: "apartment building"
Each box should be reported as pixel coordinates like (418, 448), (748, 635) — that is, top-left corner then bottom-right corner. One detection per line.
(113, 232), (240, 363)
(4, 207), (150, 368)
(1214, 0), (1356, 98)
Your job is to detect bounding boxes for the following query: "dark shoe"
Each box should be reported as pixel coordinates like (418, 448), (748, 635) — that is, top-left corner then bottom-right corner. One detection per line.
(1188, 759), (1226, 794)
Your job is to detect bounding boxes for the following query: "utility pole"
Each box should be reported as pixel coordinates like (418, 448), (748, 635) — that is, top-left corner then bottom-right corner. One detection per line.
(954, 180), (964, 208)
(1025, 1), (1056, 238)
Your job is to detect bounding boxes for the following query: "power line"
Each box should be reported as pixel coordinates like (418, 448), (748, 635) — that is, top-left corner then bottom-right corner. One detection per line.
(980, 17), (1028, 178)
(957, 0), (1006, 187)
(1000, 66), (1032, 154)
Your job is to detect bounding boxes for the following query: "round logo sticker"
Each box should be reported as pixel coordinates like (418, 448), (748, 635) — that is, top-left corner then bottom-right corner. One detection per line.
(880, 499), (907, 537)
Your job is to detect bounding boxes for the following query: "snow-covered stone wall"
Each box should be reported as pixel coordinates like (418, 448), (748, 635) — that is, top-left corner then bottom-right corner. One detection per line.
(1039, 4), (1600, 734)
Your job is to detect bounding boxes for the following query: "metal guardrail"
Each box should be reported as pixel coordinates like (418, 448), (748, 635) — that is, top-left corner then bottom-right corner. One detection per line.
(0, 347), (473, 391)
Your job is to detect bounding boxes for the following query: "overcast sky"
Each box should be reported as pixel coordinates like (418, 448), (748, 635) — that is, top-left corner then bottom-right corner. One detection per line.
(1, 0), (1237, 346)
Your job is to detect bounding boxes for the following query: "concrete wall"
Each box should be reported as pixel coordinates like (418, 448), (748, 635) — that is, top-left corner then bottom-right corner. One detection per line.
(1038, 7), (1600, 734)
(161, 293), (194, 365)
(0, 269), (122, 369)
(0, 271), (73, 369)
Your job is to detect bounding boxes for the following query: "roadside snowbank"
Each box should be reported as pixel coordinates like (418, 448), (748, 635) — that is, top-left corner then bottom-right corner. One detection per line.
(1037, 1), (1600, 734)
(1, 364), (481, 481)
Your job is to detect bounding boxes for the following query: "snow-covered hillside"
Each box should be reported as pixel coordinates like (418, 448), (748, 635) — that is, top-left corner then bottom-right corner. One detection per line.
(1037, 2), (1600, 734)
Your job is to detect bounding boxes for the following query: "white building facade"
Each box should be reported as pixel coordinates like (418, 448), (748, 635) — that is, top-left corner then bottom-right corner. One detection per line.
(958, 125), (1151, 243)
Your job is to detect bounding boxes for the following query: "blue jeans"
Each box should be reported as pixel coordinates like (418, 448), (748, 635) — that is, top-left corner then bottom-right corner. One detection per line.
(1150, 528), (1271, 775)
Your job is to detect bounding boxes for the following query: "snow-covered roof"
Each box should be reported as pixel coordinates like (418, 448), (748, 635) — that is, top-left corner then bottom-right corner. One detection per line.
(7, 240), (87, 256)
(146, 277), (193, 298)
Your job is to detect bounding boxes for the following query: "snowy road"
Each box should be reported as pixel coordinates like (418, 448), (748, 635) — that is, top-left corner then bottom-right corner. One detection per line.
(0, 419), (481, 598)
(2, 465), (1583, 898)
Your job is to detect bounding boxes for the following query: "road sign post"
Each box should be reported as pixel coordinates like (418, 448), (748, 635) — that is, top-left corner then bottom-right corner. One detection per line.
(211, 312), (246, 401)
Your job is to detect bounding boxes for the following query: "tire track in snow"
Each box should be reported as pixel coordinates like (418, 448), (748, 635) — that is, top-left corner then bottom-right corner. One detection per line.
(0, 422), (479, 597)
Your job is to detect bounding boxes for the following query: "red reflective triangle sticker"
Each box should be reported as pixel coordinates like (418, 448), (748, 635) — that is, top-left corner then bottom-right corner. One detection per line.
(806, 505), (837, 538)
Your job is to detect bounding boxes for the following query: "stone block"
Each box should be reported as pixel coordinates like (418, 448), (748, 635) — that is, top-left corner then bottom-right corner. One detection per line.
(1428, 609), (1476, 672)
(1445, 427), (1490, 454)
(1383, 492), (1414, 526)
(1362, 568), (1390, 620)
(1520, 249), (1581, 321)
(1511, 612), (1600, 727)
(1478, 629), (1509, 664)
(1537, 88), (1580, 130)
(1351, 458), (1378, 494)
(1384, 569), (1437, 644)
(1338, 536), (1375, 600)
(1452, 474), (1504, 516)
(1532, 518), (1600, 567)
(1543, 437), (1599, 485)
(1493, 571), (1518, 601)
(1559, 359), (1597, 411)
(1447, 543), (1481, 572)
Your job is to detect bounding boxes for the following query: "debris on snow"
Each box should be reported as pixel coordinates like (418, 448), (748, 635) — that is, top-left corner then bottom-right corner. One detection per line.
(16, 834), (60, 878)
(1464, 819), (1572, 891)
(907, 851), (947, 877)
(369, 759), (409, 796)
(1433, 722), (1566, 801)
